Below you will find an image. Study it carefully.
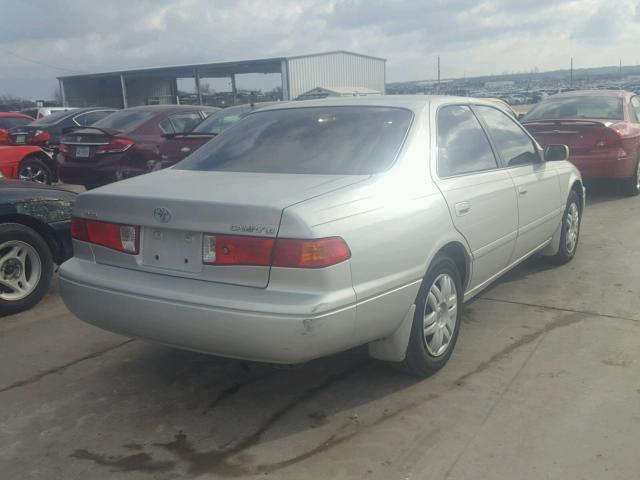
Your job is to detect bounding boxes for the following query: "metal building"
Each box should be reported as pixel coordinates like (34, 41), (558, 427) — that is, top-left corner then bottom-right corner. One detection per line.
(57, 51), (386, 108)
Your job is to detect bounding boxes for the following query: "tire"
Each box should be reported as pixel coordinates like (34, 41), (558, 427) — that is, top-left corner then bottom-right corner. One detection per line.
(0, 223), (53, 316)
(551, 190), (582, 264)
(621, 160), (640, 196)
(399, 254), (462, 377)
(19, 156), (53, 185)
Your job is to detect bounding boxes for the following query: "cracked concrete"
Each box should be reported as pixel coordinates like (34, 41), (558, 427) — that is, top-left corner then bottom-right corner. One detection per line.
(1, 187), (640, 479)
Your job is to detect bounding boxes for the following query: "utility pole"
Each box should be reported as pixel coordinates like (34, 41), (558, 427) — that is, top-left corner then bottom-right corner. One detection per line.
(437, 56), (441, 92)
(570, 57), (573, 86)
(620, 59), (622, 76)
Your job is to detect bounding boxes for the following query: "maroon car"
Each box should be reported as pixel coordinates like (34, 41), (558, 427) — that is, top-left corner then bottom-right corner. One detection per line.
(522, 90), (640, 195)
(57, 105), (219, 189)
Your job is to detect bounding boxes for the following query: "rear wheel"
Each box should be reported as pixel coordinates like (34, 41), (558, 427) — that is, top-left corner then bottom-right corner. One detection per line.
(621, 160), (640, 196)
(0, 223), (53, 315)
(19, 156), (52, 185)
(399, 254), (462, 377)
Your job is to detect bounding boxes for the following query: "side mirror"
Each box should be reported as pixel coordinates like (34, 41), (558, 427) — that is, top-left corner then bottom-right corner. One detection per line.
(544, 144), (569, 162)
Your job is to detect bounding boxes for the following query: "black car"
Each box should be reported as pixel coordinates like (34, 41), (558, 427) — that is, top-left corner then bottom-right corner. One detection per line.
(8, 108), (116, 179)
(0, 178), (76, 315)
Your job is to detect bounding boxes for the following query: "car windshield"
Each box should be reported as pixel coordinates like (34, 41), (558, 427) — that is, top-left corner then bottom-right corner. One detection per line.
(92, 110), (156, 132)
(0, 117), (32, 129)
(177, 106), (413, 175)
(192, 107), (251, 135)
(523, 96), (624, 121)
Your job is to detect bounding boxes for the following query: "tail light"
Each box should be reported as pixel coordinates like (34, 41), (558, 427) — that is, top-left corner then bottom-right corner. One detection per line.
(31, 130), (51, 144)
(202, 234), (350, 268)
(96, 138), (134, 154)
(59, 143), (69, 154)
(71, 217), (139, 254)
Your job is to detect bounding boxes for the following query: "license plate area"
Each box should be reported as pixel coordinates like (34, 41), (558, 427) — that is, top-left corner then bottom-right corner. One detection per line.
(142, 228), (202, 273)
(15, 135), (26, 144)
(75, 146), (91, 158)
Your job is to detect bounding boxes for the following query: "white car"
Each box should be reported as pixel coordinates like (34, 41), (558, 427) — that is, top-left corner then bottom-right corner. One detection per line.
(59, 96), (584, 376)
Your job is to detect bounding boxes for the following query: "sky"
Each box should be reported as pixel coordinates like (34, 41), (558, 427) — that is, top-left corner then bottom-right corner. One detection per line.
(1, 0), (640, 99)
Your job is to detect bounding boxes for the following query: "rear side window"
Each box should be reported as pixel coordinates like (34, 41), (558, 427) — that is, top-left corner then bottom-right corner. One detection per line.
(92, 110), (156, 132)
(31, 110), (73, 126)
(177, 106), (413, 175)
(475, 106), (539, 167)
(168, 112), (202, 133)
(437, 105), (498, 177)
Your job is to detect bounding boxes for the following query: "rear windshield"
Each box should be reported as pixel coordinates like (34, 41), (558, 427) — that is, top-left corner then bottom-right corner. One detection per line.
(523, 96), (624, 121)
(177, 106), (413, 175)
(31, 110), (74, 126)
(92, 110), (156, 132)
(0, 117), (32, 129)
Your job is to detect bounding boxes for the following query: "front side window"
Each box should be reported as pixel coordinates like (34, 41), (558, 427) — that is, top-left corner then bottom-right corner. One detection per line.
(523, 96), (624, 121)
(169, 112), (203, 133)
(178, 106), (413, 175)
(631, 97), (640, 123)
(475, 105), (539, 167)
(192, 107), (251, 135)
(437, 105), (498, 177)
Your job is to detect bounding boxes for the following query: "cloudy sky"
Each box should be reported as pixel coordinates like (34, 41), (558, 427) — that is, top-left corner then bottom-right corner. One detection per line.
(1, 0), (640, 99)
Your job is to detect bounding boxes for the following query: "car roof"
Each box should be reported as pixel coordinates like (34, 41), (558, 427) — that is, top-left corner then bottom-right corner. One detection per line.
(548, 90), (630, 99)
(259, 95), (505, 114)
(124, 105), (220, 112)
(0, 112), (33, 119)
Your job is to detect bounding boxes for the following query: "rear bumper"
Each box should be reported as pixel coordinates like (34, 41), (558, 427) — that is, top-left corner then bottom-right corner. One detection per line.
(570, 152), (636, 180)
(56, 152), (146, 187)
(58, 258), (358, 364)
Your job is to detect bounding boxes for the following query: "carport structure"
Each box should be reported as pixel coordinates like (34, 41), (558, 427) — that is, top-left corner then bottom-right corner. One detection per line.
(57, 51), (386, 108)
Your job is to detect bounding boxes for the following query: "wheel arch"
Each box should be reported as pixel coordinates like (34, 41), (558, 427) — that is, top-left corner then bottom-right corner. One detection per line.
(0, 215), (64, 264)
(431, 239), (472, 293)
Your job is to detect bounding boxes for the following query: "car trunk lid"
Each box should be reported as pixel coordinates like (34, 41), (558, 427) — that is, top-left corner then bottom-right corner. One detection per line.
(74, 168), (367, 287)
(61, 127), (122, 161)
(522, 119), (622, 156)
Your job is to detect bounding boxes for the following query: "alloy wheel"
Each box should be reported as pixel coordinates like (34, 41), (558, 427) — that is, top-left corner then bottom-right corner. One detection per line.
(19, 165), (48, 184)
(423, 273), (458, 357)
(0, 240), (42, 301)
(565, 202), (580, 254)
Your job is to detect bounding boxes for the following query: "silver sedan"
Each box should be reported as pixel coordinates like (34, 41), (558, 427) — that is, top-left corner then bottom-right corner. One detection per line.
(59, 96), (584, 376)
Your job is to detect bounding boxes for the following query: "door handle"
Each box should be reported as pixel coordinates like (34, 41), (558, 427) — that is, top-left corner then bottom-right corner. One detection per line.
(454, 202), (471, 216)
(518, 186), (528, 195)
(180, 147), (191, 153)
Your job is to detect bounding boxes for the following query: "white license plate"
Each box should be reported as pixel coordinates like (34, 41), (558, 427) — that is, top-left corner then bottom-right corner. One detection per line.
(75, 146), (90, 158)
(15, 135), (26, 144)
(142, 228), (202, 273)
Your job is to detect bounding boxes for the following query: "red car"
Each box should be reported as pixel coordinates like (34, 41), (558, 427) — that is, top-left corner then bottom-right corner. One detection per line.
(0, 112), (34, 145)
(0, 145), (54, 184)
(57, 105), (219, 189)
(522, 90), (640, 195)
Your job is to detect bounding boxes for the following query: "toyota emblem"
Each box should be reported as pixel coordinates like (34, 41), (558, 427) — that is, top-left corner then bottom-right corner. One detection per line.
(153, 207), (172, 223)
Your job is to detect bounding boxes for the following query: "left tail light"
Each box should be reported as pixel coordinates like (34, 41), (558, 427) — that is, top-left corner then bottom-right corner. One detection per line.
(31, 130), (51, 144)
(96, 138), (134, 154)
(72, 217), (139, 254)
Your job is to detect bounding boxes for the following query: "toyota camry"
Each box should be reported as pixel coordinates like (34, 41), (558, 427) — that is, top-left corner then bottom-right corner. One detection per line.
(59, 96), (584, 376)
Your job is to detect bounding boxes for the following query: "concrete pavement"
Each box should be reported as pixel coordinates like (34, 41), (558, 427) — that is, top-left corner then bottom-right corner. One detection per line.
(1, 187), (639, 479)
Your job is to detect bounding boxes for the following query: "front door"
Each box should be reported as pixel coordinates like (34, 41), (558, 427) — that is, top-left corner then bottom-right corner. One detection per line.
(433, 104), (519, 292)
(473, 105), (562, 260)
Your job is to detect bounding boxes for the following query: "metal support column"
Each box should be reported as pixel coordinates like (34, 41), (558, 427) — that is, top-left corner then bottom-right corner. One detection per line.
(119, 74), (128, 108)
(195, 69), (203, 105)
(58, 79), (67, 107)
(231, 74), (237, 104)
(280, 59), (289, 100)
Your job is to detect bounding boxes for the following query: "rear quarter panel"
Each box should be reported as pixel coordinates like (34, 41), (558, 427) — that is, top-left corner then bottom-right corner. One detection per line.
(278, 105), (470, 345)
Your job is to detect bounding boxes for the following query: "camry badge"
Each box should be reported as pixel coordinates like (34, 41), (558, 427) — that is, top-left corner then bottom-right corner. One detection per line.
(154, 207), (172, 223)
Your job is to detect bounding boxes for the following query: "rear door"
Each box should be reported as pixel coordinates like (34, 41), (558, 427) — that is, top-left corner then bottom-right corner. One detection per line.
(474, 105), (562, 261)
(433, 104), (518, 291)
